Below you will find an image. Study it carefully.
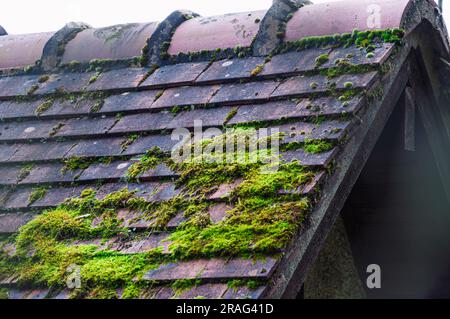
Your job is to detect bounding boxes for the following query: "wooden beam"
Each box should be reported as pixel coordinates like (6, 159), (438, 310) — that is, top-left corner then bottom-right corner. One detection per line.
(409, 51), (450, 205)
(404, 87), (416, 152)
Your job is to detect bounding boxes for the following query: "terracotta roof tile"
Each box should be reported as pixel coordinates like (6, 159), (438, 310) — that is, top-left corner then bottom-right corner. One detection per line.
(61, 23), (159, 64)
(169, 11), (267, 54)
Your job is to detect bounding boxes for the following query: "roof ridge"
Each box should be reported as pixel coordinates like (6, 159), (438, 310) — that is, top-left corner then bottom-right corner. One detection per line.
(0, 0), (434, 73)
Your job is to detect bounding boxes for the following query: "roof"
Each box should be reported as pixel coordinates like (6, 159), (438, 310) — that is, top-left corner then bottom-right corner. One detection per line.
(0, 0), (450, 299)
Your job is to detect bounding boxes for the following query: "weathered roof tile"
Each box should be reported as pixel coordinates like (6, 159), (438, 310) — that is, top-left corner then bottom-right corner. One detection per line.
(101, 90), (157, 113)
(34, 72), (94, 95)
(143, 257), (277, 282)
(0, 212), (37, 233)
(0, 75), (41, 97)
(110, 112), (173, 134)
(271, 72), (378, 98)
(19, 163), (82, 185)
(262, 48), (332, 76)
(210, 80), (280, 104)
(65, 137), (125, 159)
(8, 141), (75, 163)
(0, 100), (41, 120)
(196, 57), (266, 83)
(151, 85), (220, 110)
(54, 116), (117, 138)
(0, 119), (64, 141)
(141, 62), (210, 87)
(167, 106), (234, 129)
(86, 67), (149, 91)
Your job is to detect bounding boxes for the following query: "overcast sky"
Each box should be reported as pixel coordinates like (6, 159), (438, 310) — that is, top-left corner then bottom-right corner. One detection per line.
(0, 0), (448, 35)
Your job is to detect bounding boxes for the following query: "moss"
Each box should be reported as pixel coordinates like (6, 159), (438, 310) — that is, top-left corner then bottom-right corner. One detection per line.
(1, 126), (321, 296)
(315, 54), (329, 68)
(139, 43), (150, 67)
(337, 89), (359, 102)
(224, 107), (238, 124)
(159, 41), (172, 60)
(169, 199), (309, 258)
(121, 284), (142, 299)
(274, 28), (404, 55)
(322, 59), (376, 79)
(19, 163), (35, 181)
(90, 99), (104, 113)
(28, 187), (47, 205)
(38, 75), (50, 84)
(303, 139), (334, 154)
(67, 61), (81, 72)
(87, 287), (119, 299)
(35, 99), (54, 116)
(343, 81), (354, 88)
(227, 279), (263, 291)
(138, 64), (158, 85)
(172, 279), (202, 296)
(87, 59), (114, 73)
(310, 82), (319, 89)
(120, 134), (140, 152)
(27, 85), (39, 96)
(170, 105), (182, 115)
(250, 64), (265, 77)
(61, 156), (97, 173)
(49, 123), (65, 137)
(23, 65), (33, 74)
(126, 147), (165, 181)
(276, 31), (285, 39)
(366, 85), (384, 102)
(88, 74), (99, 84)
(0, 288), (8, 299)
(154, 90), (164, 101)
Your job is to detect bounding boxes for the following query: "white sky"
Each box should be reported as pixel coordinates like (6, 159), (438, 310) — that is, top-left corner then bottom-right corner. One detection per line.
(0, 0), (448, 35)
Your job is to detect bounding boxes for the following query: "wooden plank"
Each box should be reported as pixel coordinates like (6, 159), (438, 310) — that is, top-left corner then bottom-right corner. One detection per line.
(404, 87), (416, 151)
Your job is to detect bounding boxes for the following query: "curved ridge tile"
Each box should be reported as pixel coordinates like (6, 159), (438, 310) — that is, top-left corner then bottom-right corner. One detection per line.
(286, 0), (410, 41)
(168, 10), (267, 55)
(0, 32), (54, 70)
(61, 22), (159, 64)
(40, 22), (91, 71)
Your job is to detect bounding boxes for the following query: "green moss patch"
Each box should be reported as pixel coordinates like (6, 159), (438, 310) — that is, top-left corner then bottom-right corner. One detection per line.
(0, 288), (8, 299)
(35, 99), (54, 116)
(1, 127), (326, 297)
(275, 28), (404, 55)
(125, 147), (165, 181)
(28, 187), (48, 205)
(315, 54), (330, 68)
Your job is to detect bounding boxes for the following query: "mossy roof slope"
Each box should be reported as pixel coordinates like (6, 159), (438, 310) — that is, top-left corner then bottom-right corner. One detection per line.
(0, 0), (449, 299)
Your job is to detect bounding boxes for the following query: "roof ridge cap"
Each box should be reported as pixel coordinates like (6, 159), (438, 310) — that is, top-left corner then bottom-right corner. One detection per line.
(40, 22), (91, 71)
